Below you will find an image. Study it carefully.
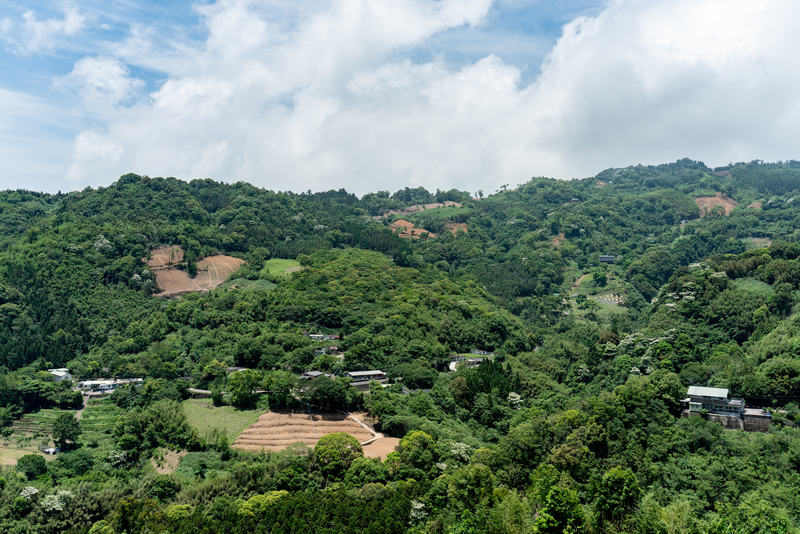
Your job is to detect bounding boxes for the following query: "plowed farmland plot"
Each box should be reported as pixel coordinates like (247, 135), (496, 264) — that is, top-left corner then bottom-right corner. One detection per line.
(234, 411), (373, 452)
(146, 246), (184, 269)
(146, 246), (245, 296)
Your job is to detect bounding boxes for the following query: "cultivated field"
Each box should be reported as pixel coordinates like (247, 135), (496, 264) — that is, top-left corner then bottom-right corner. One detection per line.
(363, 437), (400, 460)
(260, 258), (303, 279)
(381, 201), (461, 218)
(79, 400), (124, 449)
(388, 219), (435, 239)
(146, 246), (246, 296)
(146, 246), (184, 269)
(694, 192), (738, 217)
(233, 410), (373, 452)
(183, 398), (264, 443)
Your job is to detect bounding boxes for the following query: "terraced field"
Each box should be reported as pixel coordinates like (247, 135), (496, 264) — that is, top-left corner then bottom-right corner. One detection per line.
(1, 408), (73, 462)
(233, 411), (373, 452)
(78, 401), (123, 448)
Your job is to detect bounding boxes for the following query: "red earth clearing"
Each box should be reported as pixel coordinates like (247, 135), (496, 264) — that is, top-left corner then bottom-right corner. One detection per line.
(233, 411), (374, 452)
(380, 201), (461, 218)
(388, 219), (436, 239)
(145, 246), (245, 297)
(445, 222), (468, 235)
(362, 437), (401, 460)
(694, 193), (738, 217)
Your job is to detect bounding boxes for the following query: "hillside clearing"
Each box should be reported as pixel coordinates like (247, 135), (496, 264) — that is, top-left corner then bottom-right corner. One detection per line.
(183, 398), (264, 443)
(150, 249), (245, 296)
(694, 192), (738, 217)
(233, 410), (373, 452)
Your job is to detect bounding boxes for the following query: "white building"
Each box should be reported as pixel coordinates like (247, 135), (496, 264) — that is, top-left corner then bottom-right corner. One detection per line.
(47, 368), (72, 382)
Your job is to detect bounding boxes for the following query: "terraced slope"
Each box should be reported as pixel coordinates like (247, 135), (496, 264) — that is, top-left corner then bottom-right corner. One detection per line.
(233, 411), (372, 452)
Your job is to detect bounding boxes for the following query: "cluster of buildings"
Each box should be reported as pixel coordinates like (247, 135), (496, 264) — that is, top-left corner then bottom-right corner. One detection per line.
(77, 378), (143, 394)
(303, 332), (340, 342)
(448, 351), (494, 371)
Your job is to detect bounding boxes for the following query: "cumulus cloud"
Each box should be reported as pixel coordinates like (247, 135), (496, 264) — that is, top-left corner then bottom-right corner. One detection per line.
(1, 3), (85, 54)
(56, 56), (144, 112)
(65, 0), (800, 194)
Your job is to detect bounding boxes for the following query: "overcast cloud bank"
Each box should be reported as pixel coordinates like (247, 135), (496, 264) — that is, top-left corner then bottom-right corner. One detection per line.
(4, 0), (800, 194)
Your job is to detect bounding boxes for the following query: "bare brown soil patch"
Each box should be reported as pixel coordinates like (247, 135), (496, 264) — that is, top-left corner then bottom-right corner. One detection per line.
(381, 201), (461, 218)
(750, 238), (772, 248)
(572, 273), (591, 292)
(711, 170), (732, 178)
(151, 449), (187, 475)
(595, 181), (608, 188)
(445, 222), (468, 235)
(747, 202), (763, 209)
(694, 192), (738, 217)
(147, 246), (245, 297)
(363, 437), (400, 460)
(146, 246), (184, 269)
(233, 411), (373, 452)
(388, 219), (436, 239)
(551, 233), (565, 247)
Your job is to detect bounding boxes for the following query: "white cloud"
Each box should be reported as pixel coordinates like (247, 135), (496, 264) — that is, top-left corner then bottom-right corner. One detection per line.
(64, 0), (800, 194)
(56, 56), (144, 112)
(2, 2), (86, 54)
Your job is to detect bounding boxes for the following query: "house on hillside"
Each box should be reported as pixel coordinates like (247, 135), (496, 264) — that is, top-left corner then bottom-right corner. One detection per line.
(47, 368), (72, 382)
(599, 255), (615, 263)
(77, 378), (143, 393)
(449, 354), (492, 371)
(345, 370), (386, 382)
(299, 371), (334, 380)
(683, 386), (745, 416)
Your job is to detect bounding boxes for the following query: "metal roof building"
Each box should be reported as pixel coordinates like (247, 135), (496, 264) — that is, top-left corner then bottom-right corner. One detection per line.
(685, 386), (745, 415)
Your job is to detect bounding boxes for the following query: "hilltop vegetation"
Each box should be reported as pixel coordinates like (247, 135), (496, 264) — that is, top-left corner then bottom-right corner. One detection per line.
(3, 159), (800, 532)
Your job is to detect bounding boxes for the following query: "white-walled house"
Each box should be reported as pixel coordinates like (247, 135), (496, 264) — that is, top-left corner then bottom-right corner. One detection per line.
(47, 368), (72, 382)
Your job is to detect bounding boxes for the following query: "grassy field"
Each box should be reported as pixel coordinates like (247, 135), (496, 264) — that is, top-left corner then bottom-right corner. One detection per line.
(734, 277), (775, 298)
(0, 447), (40, 466)
(404, 206), (473, 225)
(182, 398), (265, 443)
(261, 258), (301, 278)
(219, 278), (278, 292)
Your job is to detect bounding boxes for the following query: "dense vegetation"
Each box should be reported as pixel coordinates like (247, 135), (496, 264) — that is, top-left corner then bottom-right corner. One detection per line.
(3, 159), (800, 532)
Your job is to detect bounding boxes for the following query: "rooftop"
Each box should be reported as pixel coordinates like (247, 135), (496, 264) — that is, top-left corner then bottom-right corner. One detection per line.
(347, 370), (385, 376)
(687, 386), (729, 398)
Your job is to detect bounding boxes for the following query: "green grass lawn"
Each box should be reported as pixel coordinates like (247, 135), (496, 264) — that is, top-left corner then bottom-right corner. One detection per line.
(182, 398), (264, 443)
(261, 258), (301, 277)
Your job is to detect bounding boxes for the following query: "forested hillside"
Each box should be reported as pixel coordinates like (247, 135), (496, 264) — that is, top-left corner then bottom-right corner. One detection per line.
(4, 159), (800, 533)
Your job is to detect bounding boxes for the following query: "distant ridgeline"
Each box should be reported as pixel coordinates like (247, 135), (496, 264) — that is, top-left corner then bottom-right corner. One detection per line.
(3, 160), (800, 532)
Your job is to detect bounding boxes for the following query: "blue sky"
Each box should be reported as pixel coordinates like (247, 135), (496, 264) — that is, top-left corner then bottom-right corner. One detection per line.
(2, 0), (800, 195)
